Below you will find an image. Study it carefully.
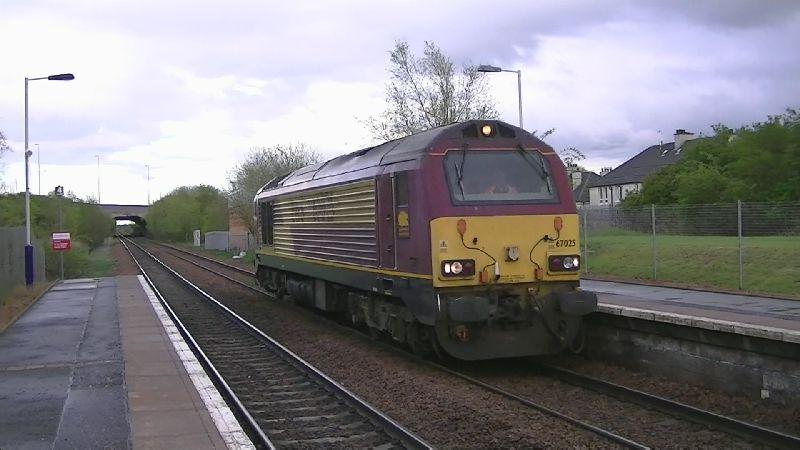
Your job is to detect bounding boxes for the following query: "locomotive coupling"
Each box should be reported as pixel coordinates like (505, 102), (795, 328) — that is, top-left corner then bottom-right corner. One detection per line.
(554, 289), (598, 315)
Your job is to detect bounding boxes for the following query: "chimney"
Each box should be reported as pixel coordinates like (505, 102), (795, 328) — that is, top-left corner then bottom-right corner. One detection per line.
(674, 129), (695, 152)
(570, 170), (582, 188)
(600, 167), (612, 176)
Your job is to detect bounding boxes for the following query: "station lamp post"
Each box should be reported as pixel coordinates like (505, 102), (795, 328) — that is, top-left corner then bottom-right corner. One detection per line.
(24, 73), (74, 285)
(477, 64), (523, 129)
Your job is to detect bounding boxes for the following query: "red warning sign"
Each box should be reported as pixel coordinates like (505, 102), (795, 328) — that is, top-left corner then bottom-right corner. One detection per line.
(52, 232), (71, 251)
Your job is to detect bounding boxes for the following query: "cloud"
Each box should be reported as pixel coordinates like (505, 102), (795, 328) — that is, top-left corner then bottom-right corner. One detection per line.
(1, 0), (798, 200)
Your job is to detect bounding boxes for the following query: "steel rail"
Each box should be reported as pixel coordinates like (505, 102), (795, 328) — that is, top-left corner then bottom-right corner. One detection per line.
(140, 239), (648, 449)
(150, 238), (800, 448)
(124, 237), (431, 449)
(118, 238), (274, 449)
(534, 363), (800, 449)
(149, 240), (256, 276)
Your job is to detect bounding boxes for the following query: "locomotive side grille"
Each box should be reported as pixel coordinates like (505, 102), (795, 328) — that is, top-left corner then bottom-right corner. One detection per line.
(272, 180), (377, 266)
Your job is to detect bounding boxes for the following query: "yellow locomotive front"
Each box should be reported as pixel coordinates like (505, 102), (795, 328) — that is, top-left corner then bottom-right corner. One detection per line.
(429, 214), (595, 359)
(423, 135), (597, 360)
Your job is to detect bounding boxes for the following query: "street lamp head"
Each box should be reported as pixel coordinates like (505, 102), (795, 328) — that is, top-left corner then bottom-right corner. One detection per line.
(477, 64), (502, 73)
(47, 73), (75, 81)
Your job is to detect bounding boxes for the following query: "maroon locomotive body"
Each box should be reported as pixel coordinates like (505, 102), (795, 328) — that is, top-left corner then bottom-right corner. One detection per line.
(254, 120), (596, 360)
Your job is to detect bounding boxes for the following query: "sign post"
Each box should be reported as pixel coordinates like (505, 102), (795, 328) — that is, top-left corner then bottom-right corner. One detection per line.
(54, 185), (66, 279)
(51, 231), (70, 279)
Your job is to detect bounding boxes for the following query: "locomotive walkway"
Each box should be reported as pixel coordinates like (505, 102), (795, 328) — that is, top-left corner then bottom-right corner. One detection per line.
(0, 277), (247, 449)
(584, 279), (800, 341)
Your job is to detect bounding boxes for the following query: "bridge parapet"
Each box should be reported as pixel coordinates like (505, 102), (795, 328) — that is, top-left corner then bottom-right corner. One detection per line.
(98, 204), (149, 219)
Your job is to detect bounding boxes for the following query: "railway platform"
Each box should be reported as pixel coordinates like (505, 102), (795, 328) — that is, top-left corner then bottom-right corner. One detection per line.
(583, 279), (800, 342)
(0, 276), (249, 449)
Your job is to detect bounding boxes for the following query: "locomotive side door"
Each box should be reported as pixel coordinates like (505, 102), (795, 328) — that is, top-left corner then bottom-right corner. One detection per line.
(376, 174), (396, 268)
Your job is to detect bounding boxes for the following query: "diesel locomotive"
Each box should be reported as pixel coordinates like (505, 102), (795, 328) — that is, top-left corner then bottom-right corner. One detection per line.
(253, 120), (597, 360)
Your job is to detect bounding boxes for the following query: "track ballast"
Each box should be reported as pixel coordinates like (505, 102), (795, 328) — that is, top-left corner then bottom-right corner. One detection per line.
(121, 237), (429, 449)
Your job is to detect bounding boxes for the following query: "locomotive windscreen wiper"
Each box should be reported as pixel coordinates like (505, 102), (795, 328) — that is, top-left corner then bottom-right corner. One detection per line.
(516, 145), (552, 194)
(455, 144), (468, 198)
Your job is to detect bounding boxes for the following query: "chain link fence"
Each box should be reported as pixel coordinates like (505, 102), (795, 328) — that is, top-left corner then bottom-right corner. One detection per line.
(578, 201), (800, 296)
(0, 227), (47, 299)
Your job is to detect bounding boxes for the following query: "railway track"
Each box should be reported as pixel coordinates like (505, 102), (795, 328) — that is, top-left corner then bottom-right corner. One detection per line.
(144, 239), (800, 449)
(120, 237), (430, 449)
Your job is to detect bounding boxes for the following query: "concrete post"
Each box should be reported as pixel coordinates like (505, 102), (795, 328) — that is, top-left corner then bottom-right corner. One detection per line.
(651, 204), (657, 280)
(582, 209), (589, 273)
(738, 200), (743, 290)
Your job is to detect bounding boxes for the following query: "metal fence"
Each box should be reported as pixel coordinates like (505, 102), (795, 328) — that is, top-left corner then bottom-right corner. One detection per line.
(0, 227), (46, 298)
(578, 201), (800, 296)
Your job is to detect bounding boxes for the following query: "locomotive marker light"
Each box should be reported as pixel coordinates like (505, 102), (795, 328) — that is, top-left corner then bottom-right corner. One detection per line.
(23, 73), (75, 285)
(457, 218), (467, 236)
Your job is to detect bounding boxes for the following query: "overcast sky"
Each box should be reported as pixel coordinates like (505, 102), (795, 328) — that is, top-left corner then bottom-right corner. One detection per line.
(1, 0), (798, 205)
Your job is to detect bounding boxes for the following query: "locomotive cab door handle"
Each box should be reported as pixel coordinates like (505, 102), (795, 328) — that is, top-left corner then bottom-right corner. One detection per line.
(385, 214), (392, 221)
(386, 244), (393, 253)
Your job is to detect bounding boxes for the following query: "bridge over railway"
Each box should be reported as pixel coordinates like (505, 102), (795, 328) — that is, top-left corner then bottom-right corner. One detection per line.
(97, 203), (149, 220)
(97, 204), (149, 230)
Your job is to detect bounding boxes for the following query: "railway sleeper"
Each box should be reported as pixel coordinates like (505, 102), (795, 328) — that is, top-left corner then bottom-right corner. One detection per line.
(259, 410), (357, 424)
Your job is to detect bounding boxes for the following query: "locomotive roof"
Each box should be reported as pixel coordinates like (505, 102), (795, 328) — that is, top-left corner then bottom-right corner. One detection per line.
(256, 119), (539, 197)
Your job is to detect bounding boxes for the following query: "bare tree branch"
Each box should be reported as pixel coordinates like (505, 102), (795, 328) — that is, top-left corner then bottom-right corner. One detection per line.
(364, 40), (499, 141)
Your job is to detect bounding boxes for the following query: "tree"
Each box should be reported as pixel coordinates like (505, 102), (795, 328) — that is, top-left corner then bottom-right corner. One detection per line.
(0, 130), (10, 192)
(365, 40), (499, 141)
(624, 108), (800, 205)
(147, 185), (229, 241)
(227, 144), (319, 236)
(558, 146), (586, 169)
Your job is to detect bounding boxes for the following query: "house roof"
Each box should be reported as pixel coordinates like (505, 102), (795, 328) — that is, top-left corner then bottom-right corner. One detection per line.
(572, 171), (600, 203)
(589, 141), (686, 188)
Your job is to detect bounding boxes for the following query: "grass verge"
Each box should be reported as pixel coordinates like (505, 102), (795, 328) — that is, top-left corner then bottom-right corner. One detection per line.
(83, 243), (116, 278)
(170, 242), (255, 269)
(0, 281), (54, 333)
(583, 231), (800, 297)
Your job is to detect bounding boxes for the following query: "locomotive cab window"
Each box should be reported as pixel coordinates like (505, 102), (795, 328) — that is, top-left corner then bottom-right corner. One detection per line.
(394, 172), (410, 238)
(444, 149), (557, 204)
(259, 201), (274, 245)
(394, 172), (409, 207)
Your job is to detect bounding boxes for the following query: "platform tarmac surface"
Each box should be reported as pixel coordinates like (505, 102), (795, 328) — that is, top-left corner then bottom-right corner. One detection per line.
(0, 277), (237, 449)
(584, 279), (800, 334)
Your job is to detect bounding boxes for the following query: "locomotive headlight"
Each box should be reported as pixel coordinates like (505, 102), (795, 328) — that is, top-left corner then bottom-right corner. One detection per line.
(548, 255), (580, 272)
(481, 124), (493, 136)
(441, 259), (475, 277)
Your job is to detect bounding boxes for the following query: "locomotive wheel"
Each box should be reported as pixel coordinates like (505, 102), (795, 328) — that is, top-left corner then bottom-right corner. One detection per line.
(408, 328), (432, 358)
(430, 329), (445, 360)
(569, 323), (586, 354)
